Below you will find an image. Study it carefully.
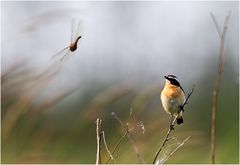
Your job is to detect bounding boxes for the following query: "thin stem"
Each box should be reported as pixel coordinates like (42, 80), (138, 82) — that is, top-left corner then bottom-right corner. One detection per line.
(102, 131), (117, 164)
(105, 131), (127, 164)
(161, 136), (191, 164)
(96, 118), (102, 165)
(105, 112), (145, 164)
(127, 107), (133, 123)
(112, 112), (145, 164)
(152, 115), (177, 164)
(210, 11), (231, 164)
(181, 85), (195, 109)
(210, 12), (222, 38)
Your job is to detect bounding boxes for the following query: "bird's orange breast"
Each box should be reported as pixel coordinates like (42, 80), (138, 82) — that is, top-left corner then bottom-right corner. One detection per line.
(161, 84), (183, 99)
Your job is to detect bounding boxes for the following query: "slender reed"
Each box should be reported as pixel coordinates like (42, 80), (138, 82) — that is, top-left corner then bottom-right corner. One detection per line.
(96, 118), (102, 165)
(210, 11), (231, 164)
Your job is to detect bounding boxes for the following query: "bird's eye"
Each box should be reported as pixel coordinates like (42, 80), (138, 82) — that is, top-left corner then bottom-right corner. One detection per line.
(170, 79), (180, 87)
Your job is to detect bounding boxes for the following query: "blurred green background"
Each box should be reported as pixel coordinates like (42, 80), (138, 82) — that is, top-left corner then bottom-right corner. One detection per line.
(1, 1), (239, 164)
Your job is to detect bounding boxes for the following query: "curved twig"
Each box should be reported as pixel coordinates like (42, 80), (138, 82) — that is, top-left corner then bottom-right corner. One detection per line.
(102, 131), (117, 164)
(105, 112), (145, 164)
(161, 136), (191, 164)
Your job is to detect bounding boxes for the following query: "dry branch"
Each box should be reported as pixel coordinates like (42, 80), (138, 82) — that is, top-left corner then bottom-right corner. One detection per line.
(152, 115), (177, 164)
(102, 131), (116, 164)
(210, 12), (222, 38)
(161, 136), (191, 164)
(105, 111), (145, 164)
(96, 118), (102, 165)
(210, 11), (231, 164)
(180, 85), (195, 110)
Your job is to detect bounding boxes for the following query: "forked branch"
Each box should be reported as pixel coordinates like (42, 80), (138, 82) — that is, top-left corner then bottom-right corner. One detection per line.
(161, 136), (191, 164)
(210, 11), (231, 164)
(105, 111), (145, 164)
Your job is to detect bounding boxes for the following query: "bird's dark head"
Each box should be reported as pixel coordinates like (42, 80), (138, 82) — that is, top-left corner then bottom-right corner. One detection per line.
(164, 75), (180, 87)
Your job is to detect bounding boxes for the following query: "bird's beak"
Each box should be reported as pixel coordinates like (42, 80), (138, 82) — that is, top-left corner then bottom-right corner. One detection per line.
(164, 75), (168, 79)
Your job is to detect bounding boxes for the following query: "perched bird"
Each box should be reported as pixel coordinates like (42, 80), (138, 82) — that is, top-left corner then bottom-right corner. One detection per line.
(161, 75), (186, 125)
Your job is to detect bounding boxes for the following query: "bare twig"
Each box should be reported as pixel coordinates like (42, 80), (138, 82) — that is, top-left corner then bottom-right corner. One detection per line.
(153, 115), (177, 164)
(105, 112), (145, 164)
(161, 136), (191, 164)
(102, 131), (117, 164)
(105, 130), (128, 164)
(127, 107), (133, 122)
(114, 112), (145, 164)
(96, 118), (102, 165)
(180, 85), (195, 111)
(153, 86), (194, 164)
(210, 11), (231, 164)
(113, 112), (145, 164)
(210, 12), (222, 38)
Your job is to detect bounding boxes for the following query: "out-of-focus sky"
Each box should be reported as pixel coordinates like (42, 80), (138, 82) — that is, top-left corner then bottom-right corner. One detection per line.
(1, 1), (239, 93)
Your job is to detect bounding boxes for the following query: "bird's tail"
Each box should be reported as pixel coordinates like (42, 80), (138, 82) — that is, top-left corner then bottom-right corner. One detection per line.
(176, 110), (183, 125)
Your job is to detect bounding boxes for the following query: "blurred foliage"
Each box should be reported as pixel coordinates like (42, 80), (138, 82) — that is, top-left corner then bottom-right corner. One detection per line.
(1, 57), (239, 164)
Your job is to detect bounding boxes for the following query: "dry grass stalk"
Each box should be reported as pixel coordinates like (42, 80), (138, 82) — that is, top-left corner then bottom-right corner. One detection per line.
(95, 118), (102, 165)
(102, 131), (117, 164)
(161, 136), (191, 164)
(210, 11), (231, 164)
(105, 111), (145, 164)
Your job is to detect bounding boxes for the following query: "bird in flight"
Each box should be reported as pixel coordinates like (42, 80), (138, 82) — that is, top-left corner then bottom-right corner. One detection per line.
(53, 19), (82, 61)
